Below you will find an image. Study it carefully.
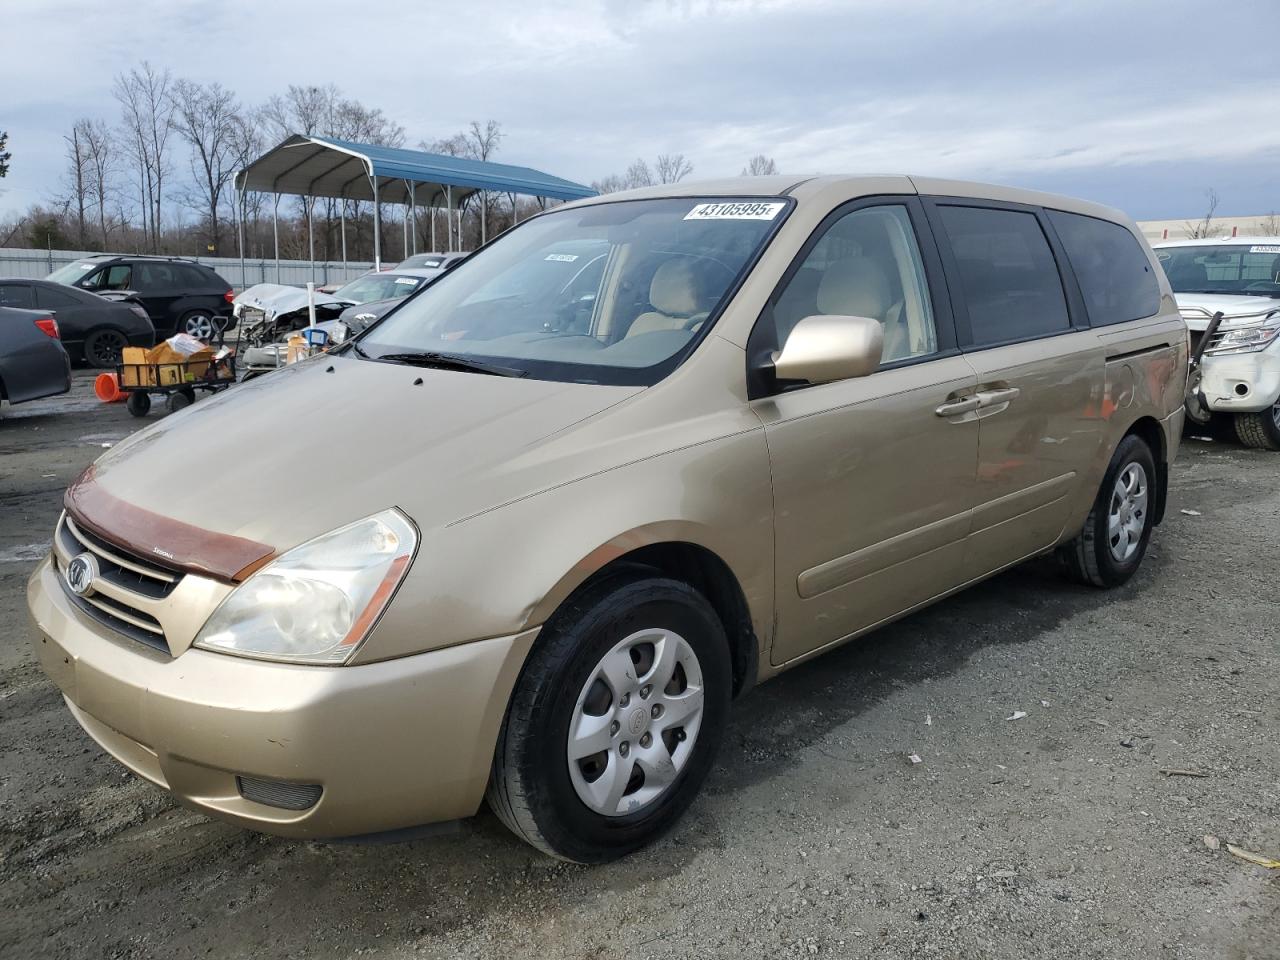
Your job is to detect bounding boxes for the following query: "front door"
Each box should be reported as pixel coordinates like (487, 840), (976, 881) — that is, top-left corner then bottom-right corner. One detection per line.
(926, 201), (1103, 574)
(751, 199), (980, 666)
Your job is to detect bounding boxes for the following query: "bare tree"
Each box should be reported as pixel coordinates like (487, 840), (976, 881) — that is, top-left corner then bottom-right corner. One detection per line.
(655, 154), (693, 184)
(1184, 188), (1222, 240)
(742, 154), (779, 176)
(1259, 212), (1280, 236)
(466, 120), (503, 243)
(61, 122), (91, 248)
(0, 130), (10, 179)
(170, 79), (243, 254)
(626, 158), (654, 188)
(114, 62), (175, 251)
(80, 120), (116, 248)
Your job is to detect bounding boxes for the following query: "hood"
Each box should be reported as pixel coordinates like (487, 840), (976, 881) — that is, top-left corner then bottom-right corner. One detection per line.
(233, 283), (348, 320)
(81, 355), (640, 558)
(1173, 292), (1280, 330)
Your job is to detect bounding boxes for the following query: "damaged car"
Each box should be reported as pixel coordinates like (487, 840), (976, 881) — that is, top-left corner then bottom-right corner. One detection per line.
(1155, 238), (1280, 449)
(235, 269), (440, 377)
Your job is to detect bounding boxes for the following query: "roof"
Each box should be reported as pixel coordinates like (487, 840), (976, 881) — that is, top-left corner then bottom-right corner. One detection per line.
(558, 174), (1134, 226)
(234, 135), (597, 205)
(1153, 236), (1280, 248)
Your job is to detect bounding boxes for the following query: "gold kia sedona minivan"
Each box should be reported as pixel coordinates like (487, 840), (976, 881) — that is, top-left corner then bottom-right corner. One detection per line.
(29, 176), (1187, 862)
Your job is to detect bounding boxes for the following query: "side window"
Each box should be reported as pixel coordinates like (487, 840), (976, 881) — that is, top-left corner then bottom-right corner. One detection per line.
(936, 205), (1070, 346)
(1048, 210), (1159, 325)
(179, 265), (210, 288)
(773, 205), (938, 364)
(137, 263), (176, 290)
(35, 286), (81, 309)
(89, 265), (133, 291)
(0, 284), (34, 309)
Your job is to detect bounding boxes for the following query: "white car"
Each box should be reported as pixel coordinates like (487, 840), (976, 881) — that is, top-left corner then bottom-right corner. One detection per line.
(1154, 238), (1280, 449)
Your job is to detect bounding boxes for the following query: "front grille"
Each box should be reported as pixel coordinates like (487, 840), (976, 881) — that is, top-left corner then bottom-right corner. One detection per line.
(54, 513), (180, 654)
(237, 776), (322, 811)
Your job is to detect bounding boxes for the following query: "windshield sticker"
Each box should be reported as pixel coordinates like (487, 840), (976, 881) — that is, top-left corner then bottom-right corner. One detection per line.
(545, 253), (579, 262)
(78, 263), (95, 270)
(394, 277), (419, 285)
(1249, 245), (1280, 254)
(684, 201), (785, 221)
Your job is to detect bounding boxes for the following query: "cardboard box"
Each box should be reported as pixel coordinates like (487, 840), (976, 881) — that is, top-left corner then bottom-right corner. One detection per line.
(120, 364), (156, 388)
(122, 347), (148, 365)
(157, 364), (185, 386)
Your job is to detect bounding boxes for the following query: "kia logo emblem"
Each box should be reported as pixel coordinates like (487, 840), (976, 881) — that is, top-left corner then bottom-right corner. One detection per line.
(65, 553), (98, 597)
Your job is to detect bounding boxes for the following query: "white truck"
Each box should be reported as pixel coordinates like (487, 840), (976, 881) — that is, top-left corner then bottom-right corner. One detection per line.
(1155, 238), (1280, 449)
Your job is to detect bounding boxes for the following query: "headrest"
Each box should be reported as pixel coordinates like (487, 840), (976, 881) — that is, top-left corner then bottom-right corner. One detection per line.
(649, 259), (701, 317)
(815, 257), (891, 320)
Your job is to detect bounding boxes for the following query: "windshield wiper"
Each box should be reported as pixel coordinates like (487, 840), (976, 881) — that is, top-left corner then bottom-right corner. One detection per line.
(374, 351), (528, 377)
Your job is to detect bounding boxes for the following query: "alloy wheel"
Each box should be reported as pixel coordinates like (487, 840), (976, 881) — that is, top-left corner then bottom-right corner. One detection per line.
(183, 313), (214, 340)
(567, 628), (704, 817)
(1108, 462), (1148, 563)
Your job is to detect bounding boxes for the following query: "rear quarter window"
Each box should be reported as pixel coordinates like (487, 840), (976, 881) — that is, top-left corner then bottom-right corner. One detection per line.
(936, 205), (1070, 347)
(1048, 210), (1159, 326)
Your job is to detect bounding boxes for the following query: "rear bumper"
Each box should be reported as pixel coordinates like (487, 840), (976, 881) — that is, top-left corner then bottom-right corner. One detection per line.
(28, 556), (536, 838)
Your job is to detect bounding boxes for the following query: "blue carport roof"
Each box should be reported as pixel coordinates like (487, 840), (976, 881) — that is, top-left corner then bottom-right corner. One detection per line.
(235, 134), (597, 205)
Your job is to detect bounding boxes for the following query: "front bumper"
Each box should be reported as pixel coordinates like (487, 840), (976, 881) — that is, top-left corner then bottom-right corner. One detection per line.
(1200, 342), (1280, 413)
(28, 556), (536, 838)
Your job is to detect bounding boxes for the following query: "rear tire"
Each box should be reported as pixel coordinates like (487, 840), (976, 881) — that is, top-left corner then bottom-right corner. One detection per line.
(84, 329), (129, 369)
(486, 575), (731, 863)
(1058, 434), (1157, 588)
(165, 388), (194, 414)
(179, 311), (215, 341)
(1234, 403), (1280, 451)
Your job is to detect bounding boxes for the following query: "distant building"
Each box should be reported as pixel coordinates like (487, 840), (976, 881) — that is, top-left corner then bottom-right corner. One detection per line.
(1138, 215), (1280, 243)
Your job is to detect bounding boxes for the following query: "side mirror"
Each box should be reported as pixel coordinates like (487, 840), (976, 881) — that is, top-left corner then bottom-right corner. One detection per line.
(773, 314), (884, 385)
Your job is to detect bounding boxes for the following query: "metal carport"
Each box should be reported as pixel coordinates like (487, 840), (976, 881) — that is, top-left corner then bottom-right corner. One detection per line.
(233, 134), (597, 281)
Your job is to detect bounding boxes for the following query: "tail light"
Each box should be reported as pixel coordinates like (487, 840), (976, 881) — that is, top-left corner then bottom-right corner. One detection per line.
(224, 290), (235, 304)
(34, 316), (60, 339)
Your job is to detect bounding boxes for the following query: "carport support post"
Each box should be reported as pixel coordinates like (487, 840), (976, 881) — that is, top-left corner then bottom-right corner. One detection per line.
(340, 201), (348, 278)
(408, 181), (417, 255)
(446, 185), (454, 253)
(236, 186), (247, 292)
(272, 194), (281, 283)
(371, 174), (382, 271)
(429, 197), (436, 252)
(307, 196), (315, 282)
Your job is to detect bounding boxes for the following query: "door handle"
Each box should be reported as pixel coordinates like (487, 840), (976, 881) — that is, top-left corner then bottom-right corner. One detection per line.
(935, 396), (981, 418)
(976, 387), (1021, 407)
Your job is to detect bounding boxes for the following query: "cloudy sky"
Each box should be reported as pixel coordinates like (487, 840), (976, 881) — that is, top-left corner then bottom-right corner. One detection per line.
(3, 0), (1278, 221)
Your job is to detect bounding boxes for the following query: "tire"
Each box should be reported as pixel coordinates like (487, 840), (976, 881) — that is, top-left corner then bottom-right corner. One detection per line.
(486, 575), (731, 863)
(83, 329), (129, 369)
(125, 391), (151, 417)
(1058, 433), (1157, 588)
(1234, 402), (1280, 451)
(178, 311), (215, 341)
(165, 388), (194, 414)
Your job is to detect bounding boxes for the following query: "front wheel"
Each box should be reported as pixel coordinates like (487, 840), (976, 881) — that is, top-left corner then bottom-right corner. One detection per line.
(486, 576), (731, 863)
(1234, 401), (1280, 451)
(83, 329), (128, 369)
(1058, 434), (1157, 588)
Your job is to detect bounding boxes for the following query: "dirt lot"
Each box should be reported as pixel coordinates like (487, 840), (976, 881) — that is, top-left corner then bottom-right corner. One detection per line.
(1, 375), (1276, 960)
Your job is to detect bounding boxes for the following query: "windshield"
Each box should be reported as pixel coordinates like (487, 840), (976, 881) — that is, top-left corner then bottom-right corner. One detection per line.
(359, 197), (790, 385)
(1156, 244), (1280, 297)
(334, 272), (431, 304)
(47, 260), (100, 285)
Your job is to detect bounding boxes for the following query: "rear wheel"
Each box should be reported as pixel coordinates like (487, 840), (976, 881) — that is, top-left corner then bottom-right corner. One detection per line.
(1059, 434), (1156, 588)
(1234, 401), (1280, 450)
(486, 576), (731, 863)
(165, 388), (195, 414)
(84, 329), (128, 369)
(178, 311), (215, 341)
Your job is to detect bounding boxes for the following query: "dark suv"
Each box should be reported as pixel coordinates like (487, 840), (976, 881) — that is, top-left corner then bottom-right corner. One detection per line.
(47, 255), (233, 340)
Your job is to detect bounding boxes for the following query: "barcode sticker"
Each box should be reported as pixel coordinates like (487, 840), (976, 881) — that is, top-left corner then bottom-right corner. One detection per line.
(684, 201), (786, 221)
(1249, 245), (1280, 254)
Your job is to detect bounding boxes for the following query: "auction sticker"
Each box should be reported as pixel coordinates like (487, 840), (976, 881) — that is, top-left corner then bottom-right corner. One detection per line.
(545, 253), (579, 261)
(684, 201), (786, 221)
(395, 277), (419, 284)
(1249, 245), (1280, 254)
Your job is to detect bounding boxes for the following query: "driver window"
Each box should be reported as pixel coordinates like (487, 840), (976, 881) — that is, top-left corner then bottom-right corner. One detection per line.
(773, 205), (937, 363)
(87, 264), (133, 291)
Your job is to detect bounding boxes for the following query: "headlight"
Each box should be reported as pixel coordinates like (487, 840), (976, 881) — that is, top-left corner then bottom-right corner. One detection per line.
(1204, 315), (1280, 355)
(193, 509), (417, 665)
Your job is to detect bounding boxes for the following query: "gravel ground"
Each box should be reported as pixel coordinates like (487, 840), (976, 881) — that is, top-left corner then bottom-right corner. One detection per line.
(1, 375), (1276, 960)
